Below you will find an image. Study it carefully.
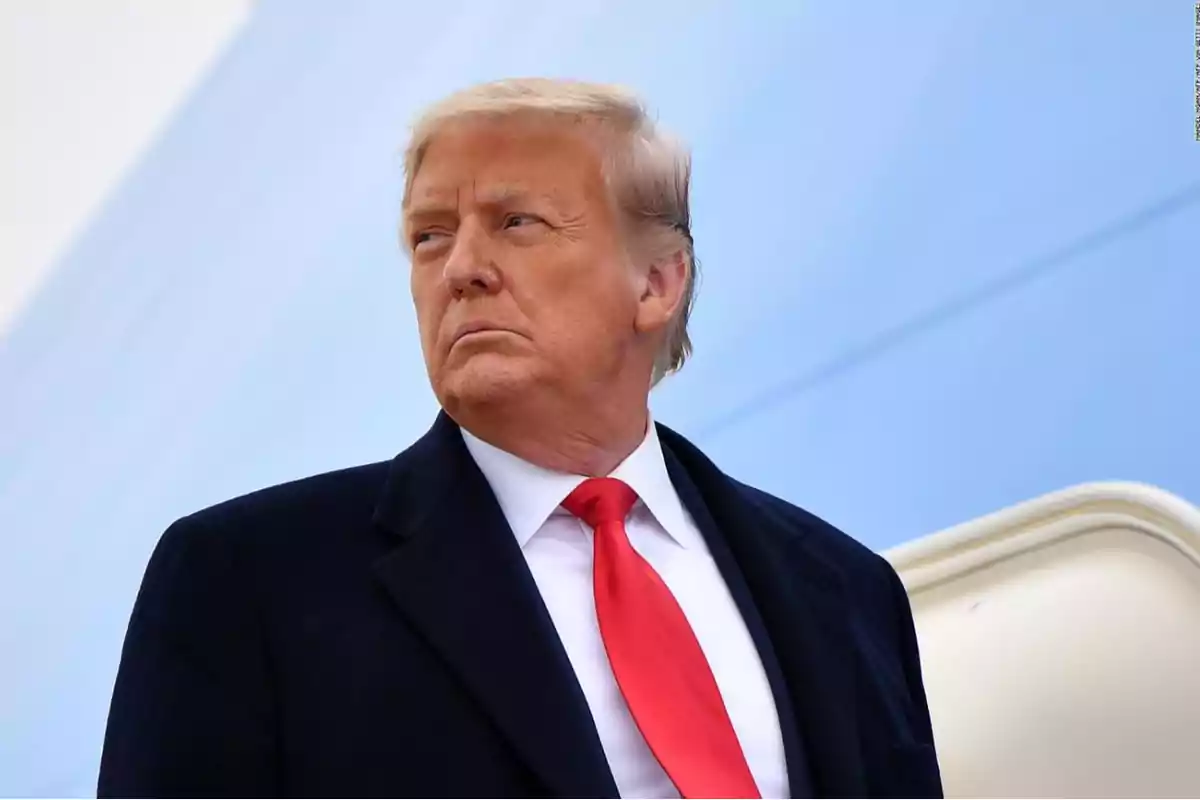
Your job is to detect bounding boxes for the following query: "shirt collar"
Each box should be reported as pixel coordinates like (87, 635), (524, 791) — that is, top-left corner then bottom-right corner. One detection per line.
(460, 417), (699, 551)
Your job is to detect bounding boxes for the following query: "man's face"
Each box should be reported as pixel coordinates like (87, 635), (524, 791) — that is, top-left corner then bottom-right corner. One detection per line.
(405, 118), (644, 419)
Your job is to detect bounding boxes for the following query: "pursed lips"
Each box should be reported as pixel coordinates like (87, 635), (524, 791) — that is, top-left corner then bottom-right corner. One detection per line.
(449, 321), (523, 346)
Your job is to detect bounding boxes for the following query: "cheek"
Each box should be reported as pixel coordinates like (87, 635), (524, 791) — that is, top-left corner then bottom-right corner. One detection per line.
(410, 260), (438, 300)
(541, 273), (637, 347)
(581, 267), (639, 321)
(410, 278), (446, 349)
(538, 250), (634, 307)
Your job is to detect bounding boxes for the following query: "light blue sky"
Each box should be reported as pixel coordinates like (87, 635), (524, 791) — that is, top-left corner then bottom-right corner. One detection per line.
(2, 1), (1198, 794)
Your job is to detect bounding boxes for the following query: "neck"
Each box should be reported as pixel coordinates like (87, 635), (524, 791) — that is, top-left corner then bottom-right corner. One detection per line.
(453, 392), (649, 477)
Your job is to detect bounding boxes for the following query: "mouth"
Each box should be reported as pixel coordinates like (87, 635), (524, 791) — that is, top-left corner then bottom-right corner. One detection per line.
(449, 322), (523, 347)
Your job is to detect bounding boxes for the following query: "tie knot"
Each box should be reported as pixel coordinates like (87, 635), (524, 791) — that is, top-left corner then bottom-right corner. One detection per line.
(562, 477), (638, 529)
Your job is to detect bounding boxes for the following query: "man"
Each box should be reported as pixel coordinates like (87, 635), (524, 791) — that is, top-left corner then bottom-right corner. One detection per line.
(99, 78), (942, 798)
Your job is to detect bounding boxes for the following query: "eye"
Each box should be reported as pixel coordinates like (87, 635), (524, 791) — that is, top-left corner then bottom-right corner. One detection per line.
(502, 213), (544, 229)
(412, 229), (449, 250)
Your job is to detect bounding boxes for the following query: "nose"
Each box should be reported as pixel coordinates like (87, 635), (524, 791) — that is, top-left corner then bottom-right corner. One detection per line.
(443, 222), (501, 299)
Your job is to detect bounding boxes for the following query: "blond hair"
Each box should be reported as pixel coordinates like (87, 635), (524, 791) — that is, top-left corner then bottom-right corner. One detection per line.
(402, 78), (697, 385)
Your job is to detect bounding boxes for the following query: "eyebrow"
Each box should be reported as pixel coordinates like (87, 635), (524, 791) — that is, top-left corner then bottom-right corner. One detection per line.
(404, 184), (572, 220)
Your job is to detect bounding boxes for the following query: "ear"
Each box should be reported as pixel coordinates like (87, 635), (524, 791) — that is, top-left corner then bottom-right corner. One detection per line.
(633, 249), (688, 336)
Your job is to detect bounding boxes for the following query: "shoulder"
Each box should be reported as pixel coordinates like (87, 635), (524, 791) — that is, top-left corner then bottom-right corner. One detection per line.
(727, 478), (921, 674)
(659, 423), (897, 584)
(148, 460), (395, 577)
(125, 460), (398, 640)
(180, 461), (392, 534)
(733, 478), (910, 628)
(734, 478), (898, 585)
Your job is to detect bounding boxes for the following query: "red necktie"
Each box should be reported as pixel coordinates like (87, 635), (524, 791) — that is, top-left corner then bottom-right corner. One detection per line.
(563, 477), (761, 799)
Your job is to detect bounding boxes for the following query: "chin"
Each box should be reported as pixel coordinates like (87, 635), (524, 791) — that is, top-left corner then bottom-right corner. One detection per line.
(435, 355), (541, 414)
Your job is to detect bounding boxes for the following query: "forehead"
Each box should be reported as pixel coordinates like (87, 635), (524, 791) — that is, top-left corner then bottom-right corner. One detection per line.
(406, 117), (608, 210)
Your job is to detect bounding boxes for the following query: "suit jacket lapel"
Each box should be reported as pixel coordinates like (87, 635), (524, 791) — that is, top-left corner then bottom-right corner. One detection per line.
(662, 447), (813, 796)
(371, 413), (618, 798)
(658, 424), (869, 798)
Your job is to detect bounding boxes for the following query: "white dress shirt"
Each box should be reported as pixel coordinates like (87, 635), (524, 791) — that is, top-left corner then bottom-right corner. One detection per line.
(461, 422), (789, 799)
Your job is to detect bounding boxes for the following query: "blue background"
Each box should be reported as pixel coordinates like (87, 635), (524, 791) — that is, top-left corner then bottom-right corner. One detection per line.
(2, 1), (1197, 794)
